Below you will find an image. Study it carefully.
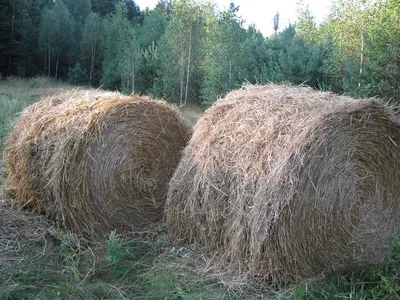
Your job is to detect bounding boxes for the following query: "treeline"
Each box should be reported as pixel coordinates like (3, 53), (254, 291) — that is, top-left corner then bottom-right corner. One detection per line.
(0, 0), (399, 105)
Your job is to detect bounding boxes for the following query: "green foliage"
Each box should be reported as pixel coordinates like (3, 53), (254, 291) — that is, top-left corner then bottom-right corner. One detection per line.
(80, 12), (103, 86)
(101, 3), (136, 93)
(160, 0), (206, 105)
(287, 237), (400, 299)
(201, 2), (247, 105)
(0, 0), (399, 103)
(64, 0), (92, 23)
(136, 8), (166, 94)
(38, 1), (76, 79)
(106, 231), (126, 264)
(68, 62), (88, 84)
(296, 0), (318, 45)
(91, 0), (118, 17)
(361, 0), (400, 103)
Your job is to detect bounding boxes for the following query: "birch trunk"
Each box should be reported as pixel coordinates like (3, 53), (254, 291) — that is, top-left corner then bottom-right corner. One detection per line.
(132, 52), (135, 94)
(229, 37), (232, 90)
(44, 48), (47, 74)
(48, 32), (51, 77)
(359, 21), (364, 88)
(185, 28), (192, 106)
(180, 40), (185, 106)
(55, 55), (59, 80)
(90, 42), (95, 86)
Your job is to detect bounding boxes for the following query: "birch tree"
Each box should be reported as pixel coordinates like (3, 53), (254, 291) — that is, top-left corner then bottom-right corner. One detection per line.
(166, 0), (204, 106)
(81, 12), (103, 85)
(38, 1), (74, 79)
(101, 3), (137, 93)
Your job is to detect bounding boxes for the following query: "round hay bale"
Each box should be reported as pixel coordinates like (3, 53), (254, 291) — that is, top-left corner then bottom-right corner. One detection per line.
(166, 84), (400, 284)
(3, 90), (191, 238)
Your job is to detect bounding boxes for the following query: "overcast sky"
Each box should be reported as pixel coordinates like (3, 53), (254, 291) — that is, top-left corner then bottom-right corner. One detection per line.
(135, 0), (332, 37)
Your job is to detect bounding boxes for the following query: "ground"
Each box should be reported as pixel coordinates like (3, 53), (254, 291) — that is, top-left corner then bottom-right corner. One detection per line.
(0, 77), (399, 299)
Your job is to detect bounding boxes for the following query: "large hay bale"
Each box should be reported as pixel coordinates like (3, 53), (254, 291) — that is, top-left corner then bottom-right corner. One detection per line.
(3, 90), (191, 238)
(166, 84), (400, 284)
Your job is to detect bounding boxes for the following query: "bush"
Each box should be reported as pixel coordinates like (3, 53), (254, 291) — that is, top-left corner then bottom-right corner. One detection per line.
(68, 62), (88, 85)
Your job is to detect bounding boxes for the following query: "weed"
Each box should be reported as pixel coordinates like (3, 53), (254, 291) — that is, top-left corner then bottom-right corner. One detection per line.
(106, 230), (126, 264)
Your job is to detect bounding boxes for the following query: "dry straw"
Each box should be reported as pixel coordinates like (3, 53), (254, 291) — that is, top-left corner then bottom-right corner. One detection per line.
(3, 90), (191, 238)
(166, 84), (400, 285)
(0, 194), (56, 271)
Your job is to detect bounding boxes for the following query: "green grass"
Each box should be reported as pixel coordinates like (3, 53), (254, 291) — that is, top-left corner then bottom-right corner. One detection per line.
(287, 238), (400, 299)
(0, 77), (399, 299)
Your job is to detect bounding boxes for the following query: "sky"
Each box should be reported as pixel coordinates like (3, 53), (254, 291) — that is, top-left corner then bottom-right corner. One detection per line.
(134, 0), (333, 37)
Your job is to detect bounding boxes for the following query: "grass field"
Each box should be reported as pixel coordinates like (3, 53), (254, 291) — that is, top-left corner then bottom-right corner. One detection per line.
(0, 77), (399, 299)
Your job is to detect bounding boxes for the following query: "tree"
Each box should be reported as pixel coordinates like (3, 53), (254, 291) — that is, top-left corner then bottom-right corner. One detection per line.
(81, 12), (103, 85)
(121, 0), (143, 24)
(0, 0), (51, 77)
(101, 3), (136, 93)
(296, 0), (318, 45)
(64, 0), (91, 23)
(263, 24), (324, 89)
(201, 2), (247, 105)
(0, 1), (10, 76)
(139, 7), (166, 49)
(38, 0), (75, 79)
(317, 0), (375, 95)
(273, 11), (279, 35)
(136, 7), (167, 93)
(156, 0), (173, 20)
(163, 0), (204, 105)
(362, 0), (400, 102)
(243, 25), (269, 84)
(91, 0), (117, 16)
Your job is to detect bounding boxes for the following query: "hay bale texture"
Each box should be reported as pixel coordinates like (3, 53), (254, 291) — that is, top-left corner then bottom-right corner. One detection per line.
(166, 84), (400, 284)
(3, 90), (191, 238)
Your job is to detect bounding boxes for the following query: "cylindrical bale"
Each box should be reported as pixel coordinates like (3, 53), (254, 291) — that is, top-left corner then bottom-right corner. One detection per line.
(166, 84), (400, 284)
(3, 90), (191, 238)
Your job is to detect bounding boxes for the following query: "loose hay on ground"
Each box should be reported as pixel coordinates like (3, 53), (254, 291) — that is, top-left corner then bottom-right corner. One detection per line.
(166, 84), (400, 285)
(3, 90), (191, 238)
(0, 194), (56, 271)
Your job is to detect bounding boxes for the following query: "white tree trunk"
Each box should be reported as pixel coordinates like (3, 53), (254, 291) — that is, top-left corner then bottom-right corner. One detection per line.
(48, 37), (51, 77)
(132, 52), (135, 94)
(185, 28), (192, 106)
(359, 21), (364, 88)
(55, 55), (59, 80)
(90, 42), (95, 86)
(180, 40), (185, 106)
(229, 37), (232, 90)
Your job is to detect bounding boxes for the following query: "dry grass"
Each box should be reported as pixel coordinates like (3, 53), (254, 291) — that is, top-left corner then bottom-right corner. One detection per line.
(0, 194), (56, 269)
(3, 89), (191, 239)
(166, 84), (400, 285)
(180, 105), (204, 127)
(0, 77), (76, 101)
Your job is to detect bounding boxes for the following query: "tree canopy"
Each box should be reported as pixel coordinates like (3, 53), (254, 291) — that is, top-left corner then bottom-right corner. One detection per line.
(0, 0), (399, 105)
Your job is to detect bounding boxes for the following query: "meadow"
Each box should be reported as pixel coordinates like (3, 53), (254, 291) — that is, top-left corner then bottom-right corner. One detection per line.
(0, 78), (399, 299)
